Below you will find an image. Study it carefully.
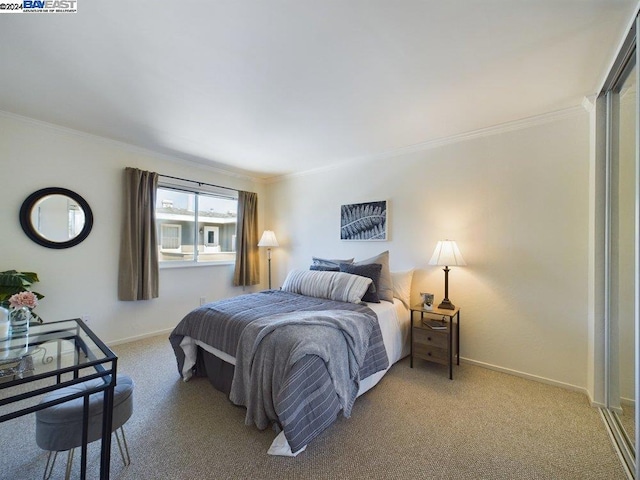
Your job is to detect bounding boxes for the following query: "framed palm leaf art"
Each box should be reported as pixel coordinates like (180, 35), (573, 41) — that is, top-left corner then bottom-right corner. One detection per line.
(340, 200), (387, 241)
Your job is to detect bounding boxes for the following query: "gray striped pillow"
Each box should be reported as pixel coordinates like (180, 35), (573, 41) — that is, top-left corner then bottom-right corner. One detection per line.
(281, 269), (372, 304)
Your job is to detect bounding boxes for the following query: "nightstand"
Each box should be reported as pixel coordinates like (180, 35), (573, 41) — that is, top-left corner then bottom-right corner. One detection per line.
(410, 305), (460, 379)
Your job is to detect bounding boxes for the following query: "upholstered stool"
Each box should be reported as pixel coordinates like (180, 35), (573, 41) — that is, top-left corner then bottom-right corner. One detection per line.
(35, 373), (134, 480)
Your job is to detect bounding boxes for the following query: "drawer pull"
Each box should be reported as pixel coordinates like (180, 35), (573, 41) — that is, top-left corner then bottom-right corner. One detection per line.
(427, 352), (432, 356)
(427, 337), (431, 341)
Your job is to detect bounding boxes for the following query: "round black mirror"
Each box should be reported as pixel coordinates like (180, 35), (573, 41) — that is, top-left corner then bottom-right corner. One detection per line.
(19, 188), (93, 249)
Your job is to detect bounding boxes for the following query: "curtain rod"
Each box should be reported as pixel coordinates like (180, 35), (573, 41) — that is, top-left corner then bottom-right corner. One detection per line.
(158, 174), (238, 192)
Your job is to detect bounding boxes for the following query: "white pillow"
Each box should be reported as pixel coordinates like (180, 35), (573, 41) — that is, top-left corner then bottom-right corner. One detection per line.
(391, 269), (413, 309)
(281, 269), (372, 304)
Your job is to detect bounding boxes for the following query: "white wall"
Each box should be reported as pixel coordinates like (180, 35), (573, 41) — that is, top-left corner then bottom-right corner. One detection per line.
(0, 108), (593, 389)
(0, 113), (266, 344)
(266, 111), (591, 389)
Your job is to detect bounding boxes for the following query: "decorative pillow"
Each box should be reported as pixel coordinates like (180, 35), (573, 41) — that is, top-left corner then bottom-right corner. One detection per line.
(391, 269), (414, 309)
(353, 251), (393, 302)
(339, 263), (382, 303)
(311, 257), (354, 269)
(282, 269), (372, 304)
(310, 265), (340, 271)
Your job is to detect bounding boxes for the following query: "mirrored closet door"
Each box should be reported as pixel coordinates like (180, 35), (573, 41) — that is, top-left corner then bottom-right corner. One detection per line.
(602, 16), (638, 478)
(609, 54), (636, 456)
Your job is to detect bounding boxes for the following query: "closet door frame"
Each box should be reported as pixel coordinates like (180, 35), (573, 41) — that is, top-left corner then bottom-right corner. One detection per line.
(599, 14), (639, 479)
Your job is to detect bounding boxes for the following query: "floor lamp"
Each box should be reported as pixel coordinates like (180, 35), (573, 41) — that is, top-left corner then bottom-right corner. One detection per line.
(258, 230), (279, 289)
(428, 240), (466, 310)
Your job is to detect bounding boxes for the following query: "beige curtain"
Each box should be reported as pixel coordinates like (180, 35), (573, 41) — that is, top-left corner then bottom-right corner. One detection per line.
(118, 167), (159, 300)
(233, 191), (260, 287)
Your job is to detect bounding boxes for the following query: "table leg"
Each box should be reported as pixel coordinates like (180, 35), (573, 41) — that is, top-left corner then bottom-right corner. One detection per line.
(81, 394), (89, 479)
(449, 317), (453, 380)
(410, 311), (414, 368)
(457, 311), (460, 365)
(100, 376), (115, 479)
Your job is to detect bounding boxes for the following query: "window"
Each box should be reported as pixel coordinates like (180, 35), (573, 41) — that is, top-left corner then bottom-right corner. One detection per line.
(203, 226), (219, 247)
(68, 202), (85, 238)
(160, 224), (181, 250)
(155, 184), (238, 265)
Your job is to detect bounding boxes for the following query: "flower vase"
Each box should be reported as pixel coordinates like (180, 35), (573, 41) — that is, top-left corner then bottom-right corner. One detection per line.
(0, 306), (10, 340)
(10, 306), (31, 335)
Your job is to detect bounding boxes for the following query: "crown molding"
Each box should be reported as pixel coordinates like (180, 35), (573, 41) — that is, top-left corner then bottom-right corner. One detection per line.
(0, 104), (587, 186)
(266, 104), (586, 183)
(582, 95), (597, 112)
(0, 109), (266, 185)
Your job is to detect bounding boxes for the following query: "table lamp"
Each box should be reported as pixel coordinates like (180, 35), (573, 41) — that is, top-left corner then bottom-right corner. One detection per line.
(258, 230), (279, 289)
(428, 240), (465, 310)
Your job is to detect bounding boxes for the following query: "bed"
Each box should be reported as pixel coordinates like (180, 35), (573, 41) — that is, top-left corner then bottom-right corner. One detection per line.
(169, 262), (412, 456)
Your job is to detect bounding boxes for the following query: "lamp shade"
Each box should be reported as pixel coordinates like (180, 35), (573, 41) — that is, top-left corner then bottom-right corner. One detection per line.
(428, 240), (466, 266)
(258, 230), (279, 248)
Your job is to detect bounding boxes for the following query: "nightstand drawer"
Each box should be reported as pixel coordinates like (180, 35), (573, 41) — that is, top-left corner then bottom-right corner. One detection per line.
(413, 344), (448, 365)
(413, 328), (448, 349)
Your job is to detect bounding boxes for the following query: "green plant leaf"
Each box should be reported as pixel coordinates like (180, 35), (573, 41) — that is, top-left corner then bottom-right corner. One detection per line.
(0, 270), (44, 305)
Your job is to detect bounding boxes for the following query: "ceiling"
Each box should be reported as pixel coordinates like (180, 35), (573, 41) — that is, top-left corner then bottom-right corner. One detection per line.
(0, 1), (636, 179)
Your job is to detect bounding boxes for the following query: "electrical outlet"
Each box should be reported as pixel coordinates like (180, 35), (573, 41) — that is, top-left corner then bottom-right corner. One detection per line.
(199, 296), (206, 306)
(81, 314), (91, 324)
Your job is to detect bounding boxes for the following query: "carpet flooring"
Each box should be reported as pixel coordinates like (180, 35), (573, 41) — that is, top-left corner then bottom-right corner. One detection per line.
(0, 334), (628, 479)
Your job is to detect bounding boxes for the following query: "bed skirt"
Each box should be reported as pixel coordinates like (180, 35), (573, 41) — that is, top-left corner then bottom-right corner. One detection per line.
(197, 347), (235, 395)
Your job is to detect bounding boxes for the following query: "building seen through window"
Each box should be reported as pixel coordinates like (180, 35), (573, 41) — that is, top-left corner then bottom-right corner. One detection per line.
(155, 186), (237, 264)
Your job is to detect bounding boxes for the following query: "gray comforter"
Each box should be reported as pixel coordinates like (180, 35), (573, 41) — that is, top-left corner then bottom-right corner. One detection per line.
(230, 309), (378, 430)
(169, 290), (389, 452)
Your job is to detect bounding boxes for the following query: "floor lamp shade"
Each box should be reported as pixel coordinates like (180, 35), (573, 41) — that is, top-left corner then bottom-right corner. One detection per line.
(428, 240), (465, 310)
(258, 230), (279, 289)
(258, 230), (279, 248)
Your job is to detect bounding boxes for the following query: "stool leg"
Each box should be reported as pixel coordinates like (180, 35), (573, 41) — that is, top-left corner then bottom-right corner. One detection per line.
(64, 449), (74, 480)
(114, 426), (131, 466)
(43, 451), (58, 480)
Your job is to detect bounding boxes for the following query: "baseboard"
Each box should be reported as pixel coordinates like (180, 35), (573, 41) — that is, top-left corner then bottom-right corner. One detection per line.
(620, 396), (635, 408)
(588, 394), (606, 409)
(461, 357), (588, 397)
(107, 327), (175, 348)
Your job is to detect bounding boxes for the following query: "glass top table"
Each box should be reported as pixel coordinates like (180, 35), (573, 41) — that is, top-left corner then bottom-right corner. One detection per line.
(0, 319), (118, 480)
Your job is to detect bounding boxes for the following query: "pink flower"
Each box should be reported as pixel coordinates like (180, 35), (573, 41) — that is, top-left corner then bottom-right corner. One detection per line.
(9, 291), (38, 309)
